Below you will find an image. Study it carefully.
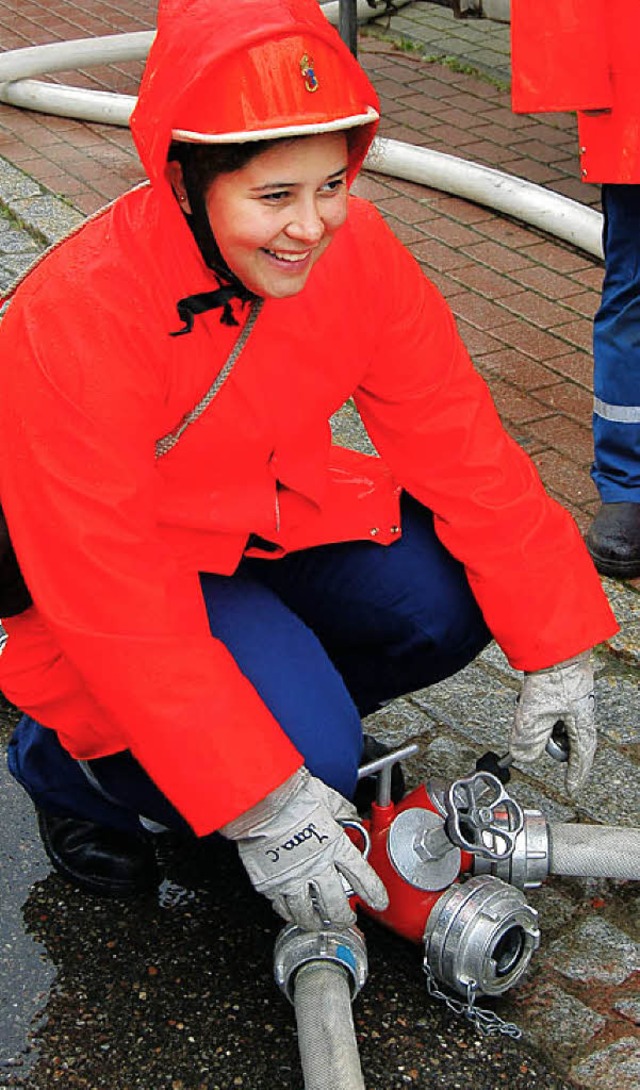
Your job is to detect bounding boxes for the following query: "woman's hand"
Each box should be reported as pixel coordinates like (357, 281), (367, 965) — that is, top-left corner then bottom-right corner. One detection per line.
(222, 767), (388, 930)
(509, 651), (596, 796)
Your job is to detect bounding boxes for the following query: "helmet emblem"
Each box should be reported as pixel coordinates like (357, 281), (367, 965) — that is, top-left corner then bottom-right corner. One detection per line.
(300, 54), (319, 93)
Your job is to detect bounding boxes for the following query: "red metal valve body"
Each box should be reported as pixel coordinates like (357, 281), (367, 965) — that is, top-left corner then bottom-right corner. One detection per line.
(354, 784), (473, 943)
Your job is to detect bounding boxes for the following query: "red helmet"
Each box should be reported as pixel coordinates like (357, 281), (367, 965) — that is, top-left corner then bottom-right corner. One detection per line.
(132, 0), (380, 186)
(171, 32), (378, 146)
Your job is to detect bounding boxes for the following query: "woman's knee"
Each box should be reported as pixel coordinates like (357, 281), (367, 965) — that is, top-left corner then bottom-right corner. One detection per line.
(199, 570), (364, 797)
(391, 499), (491, 660)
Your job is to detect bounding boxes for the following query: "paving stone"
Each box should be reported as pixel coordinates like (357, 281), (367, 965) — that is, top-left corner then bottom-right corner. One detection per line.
(559, 876), (640, 940)
(595, 670), (640, 747)
(9, 193), (83, 244)
(570, 1037), (640, 1090)
(547, 917), (639, 985)
(0, 251), (41, 281)
(476, 639), (514, 677)
(527, 882), (585, 940)
(509, 979), (606, 1062)
(0, 224), (39, 253)
(0, 156), (41, 201)
(602, 579), (640, 667)
(502, 781), (575, 825)
(411, 659), (517, 750)
(413, 731), (479, 786)
(613, 996), (640, 1028)
(330, 401), (375, 454)
(0, 269), (17, 292)
(573, 744), (639, 827)
(364, 696), (437, 752)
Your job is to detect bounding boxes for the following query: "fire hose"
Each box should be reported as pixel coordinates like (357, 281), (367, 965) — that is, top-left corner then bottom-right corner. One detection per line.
(275, 925), (369, 1090)
(274, 741), (640, 1089)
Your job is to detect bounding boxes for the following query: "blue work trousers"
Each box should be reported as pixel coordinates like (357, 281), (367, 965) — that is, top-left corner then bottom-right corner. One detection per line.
(592, 183), (640, 501)
(8, 496), (491, 835)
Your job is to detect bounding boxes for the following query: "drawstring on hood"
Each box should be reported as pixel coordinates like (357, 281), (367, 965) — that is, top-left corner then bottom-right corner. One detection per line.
(171, 142), (258, 330)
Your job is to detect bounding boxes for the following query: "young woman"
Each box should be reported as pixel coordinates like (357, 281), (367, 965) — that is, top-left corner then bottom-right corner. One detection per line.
(0, 0), (617, 927)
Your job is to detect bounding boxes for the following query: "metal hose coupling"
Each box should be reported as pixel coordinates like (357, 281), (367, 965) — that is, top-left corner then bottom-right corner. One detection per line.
(423, 875), (540, 999)
(473, 808), (550, 890)
(444, 766), (551, 890)
(274, 923), (368, 1004)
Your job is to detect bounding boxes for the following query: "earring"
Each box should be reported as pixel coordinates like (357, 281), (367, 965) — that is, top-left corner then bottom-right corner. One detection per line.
(179, 194), (186, 203)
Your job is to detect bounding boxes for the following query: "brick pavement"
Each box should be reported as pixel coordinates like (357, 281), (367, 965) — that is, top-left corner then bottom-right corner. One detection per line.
(0, 4), (638, 1089)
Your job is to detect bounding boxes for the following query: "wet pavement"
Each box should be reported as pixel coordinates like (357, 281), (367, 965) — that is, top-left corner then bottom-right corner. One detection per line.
(0, 2), (639, 1088)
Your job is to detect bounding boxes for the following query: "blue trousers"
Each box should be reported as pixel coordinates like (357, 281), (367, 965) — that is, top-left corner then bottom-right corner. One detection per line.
(8, 497), (491, 834)
(592, 184), (640, 501)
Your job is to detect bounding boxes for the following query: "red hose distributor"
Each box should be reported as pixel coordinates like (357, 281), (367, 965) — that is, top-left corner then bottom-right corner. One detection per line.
(347, 745), (541, 1001)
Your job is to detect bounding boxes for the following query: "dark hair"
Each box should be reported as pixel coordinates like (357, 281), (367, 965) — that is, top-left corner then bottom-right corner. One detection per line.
(167, 129), (354, 200)
(168, 137), (288, 199)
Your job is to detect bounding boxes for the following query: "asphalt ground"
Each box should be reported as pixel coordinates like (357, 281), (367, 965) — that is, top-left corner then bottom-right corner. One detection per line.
(0, 3), (639, 1089)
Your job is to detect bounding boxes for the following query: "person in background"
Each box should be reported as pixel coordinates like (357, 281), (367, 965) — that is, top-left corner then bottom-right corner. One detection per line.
(0, 0), (616, 928)
(512, 0), (640, 580)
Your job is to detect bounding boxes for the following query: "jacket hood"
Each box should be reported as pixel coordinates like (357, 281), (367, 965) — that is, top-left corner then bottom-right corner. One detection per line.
(130, 0), (380, 191)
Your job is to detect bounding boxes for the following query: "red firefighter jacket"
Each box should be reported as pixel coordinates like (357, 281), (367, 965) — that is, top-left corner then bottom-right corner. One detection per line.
(511, 0), (640, 183)
(0, 0), (617, 834)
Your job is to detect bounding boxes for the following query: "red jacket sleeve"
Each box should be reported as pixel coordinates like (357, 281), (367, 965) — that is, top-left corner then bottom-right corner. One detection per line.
(511, 0), (613, 115)
(353, 213), (617, 670)
(0, 278), (301, 835)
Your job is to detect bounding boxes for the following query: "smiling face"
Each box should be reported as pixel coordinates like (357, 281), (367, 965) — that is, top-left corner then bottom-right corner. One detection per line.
(196, 132), (349, 298)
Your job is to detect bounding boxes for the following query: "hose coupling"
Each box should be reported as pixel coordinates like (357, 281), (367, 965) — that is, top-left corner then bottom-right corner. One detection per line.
(274, 923), (368, 1005)
(423, 875), (540, 998)
(473, 808), (550, 890)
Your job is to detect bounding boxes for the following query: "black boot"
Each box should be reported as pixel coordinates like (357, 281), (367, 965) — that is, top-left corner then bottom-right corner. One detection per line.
(37, 809), (159, 897)
(585, 501), (640, 579)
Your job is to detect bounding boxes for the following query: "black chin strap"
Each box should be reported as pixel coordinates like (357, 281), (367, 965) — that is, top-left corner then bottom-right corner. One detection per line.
(171, 285), (242, 334)
(171, 154), (258, 334)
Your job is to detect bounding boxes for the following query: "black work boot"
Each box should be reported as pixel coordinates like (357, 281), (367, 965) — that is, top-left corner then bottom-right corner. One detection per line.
(37, 809), (159, 897)
(585, 501), (640, 579)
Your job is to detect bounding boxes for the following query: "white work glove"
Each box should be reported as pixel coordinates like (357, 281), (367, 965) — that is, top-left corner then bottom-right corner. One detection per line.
(221, 767), (388, 931)
(510, 651), (596, 797)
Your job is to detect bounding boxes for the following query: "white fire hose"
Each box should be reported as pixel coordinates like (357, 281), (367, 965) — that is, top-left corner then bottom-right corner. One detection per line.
(294, 962), (365, 1090)
(549, 822), (640, 880)
(474, 810), (640, 888)
(274, 925), (368, 1090)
